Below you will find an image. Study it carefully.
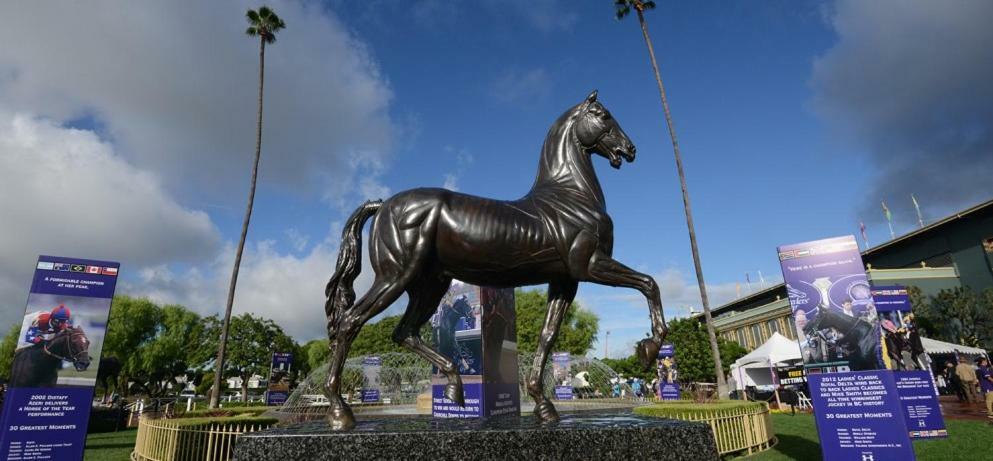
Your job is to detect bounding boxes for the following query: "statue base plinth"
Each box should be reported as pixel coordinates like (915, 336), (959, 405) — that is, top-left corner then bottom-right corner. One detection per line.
(234, 410), (718, 461)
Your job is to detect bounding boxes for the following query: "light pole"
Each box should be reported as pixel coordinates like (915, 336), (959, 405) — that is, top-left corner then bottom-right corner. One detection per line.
(604, 331), (611, 360)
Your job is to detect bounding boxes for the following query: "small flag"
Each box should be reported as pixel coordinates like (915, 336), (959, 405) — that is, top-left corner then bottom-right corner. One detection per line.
(36, 261), (55, 270)
(860, 221), (869, 248)
(736, 282), (741, 298)
(881, 201), (895, 239)
(744, 273), (752, 292)
(911, 194), (924, 228)
(53, 263), (71, 271)
(102, 267), (119, 276)
(758, 270), (766, 288)
(86, 266), (101, 274)
(70, 264), (86, 273)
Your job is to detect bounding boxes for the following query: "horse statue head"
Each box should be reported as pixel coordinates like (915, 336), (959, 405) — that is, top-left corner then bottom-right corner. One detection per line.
(573, 90), (636, 169)
(49, 325), (91, 372)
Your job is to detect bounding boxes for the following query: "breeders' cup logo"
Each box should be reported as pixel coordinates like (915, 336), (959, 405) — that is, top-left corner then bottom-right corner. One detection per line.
(787, 284), (810, 306)
(827, 274), (872, 308)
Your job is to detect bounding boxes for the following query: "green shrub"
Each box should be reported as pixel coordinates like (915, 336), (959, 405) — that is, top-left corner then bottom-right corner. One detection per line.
(634, 400), (764, 419)
(174, 406), (271, 419)
(164, 415), (278, 427)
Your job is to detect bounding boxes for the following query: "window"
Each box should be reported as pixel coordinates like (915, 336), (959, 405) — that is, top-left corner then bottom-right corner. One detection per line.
(785, 315), (798, 339)
(736, 328), (747, 347)
(767, 318), (781, 336)
(751, 324), (764, 346)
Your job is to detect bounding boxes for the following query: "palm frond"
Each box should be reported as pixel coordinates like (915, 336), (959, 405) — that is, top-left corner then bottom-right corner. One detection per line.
(643, 1), (656, 10)
(615, 5), (631, 20)
(246, 26), (258, 36)
(246, 9), (260, 24)
(258, 6), (274, 21)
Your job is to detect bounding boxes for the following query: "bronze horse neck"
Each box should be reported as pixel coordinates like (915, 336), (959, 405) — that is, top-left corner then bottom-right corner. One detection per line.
(529, 106), (606, 207)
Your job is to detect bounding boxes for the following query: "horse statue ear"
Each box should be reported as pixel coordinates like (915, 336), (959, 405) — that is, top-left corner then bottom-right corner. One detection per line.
(585, 90), (598, 103)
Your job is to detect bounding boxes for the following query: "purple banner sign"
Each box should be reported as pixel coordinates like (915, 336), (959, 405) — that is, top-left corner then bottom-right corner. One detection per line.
(361, 356), (381, 403)
(657, 344), (679, 400)
(809, 370), (915, 461)
(0, 256), (120, 461)
(777, 235), (883, 372)
(871, 286), (909, 314)
(552, 352), (572, 400)
(894, 370), (947, 438)
(265, 352), (293, 406)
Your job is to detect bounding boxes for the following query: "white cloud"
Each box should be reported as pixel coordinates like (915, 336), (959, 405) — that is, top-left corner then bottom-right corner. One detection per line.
(0, 112), (220, 325)
(126, 226), (394, 342)
(0, 0), (395, 204)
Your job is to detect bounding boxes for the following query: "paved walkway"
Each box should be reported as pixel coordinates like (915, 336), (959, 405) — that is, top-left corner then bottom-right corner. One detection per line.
(938, 395), (990, 421)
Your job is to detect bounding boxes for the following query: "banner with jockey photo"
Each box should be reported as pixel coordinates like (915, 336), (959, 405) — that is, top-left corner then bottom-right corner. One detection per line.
(778, 237), (915, 461)
(0, 256), (120, 461)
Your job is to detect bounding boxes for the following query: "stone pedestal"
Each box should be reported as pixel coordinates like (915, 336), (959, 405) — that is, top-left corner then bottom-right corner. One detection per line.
(430, 282), (518, 418)
(233, 411), (719, 461)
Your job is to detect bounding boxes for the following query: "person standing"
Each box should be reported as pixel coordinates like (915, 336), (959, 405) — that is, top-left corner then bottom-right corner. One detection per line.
(956, 359), (980, 404)
(976, 357), (993, 423)
(944, 361), (966, 402)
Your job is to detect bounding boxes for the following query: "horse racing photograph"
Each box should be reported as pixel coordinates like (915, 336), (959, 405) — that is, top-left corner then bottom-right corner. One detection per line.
(10, 293), (107, 389)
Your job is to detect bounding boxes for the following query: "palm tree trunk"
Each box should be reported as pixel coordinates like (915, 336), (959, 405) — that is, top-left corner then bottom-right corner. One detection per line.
(636, 9), (727, 398)
(210, 39), (266, 408)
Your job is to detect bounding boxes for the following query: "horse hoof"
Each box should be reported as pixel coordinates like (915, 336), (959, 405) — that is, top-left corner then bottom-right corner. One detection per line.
(445, 382), (466, 407)
(327, 406), (356, 431)
(534, 401), (560, 423)
(636, 338), (661, 370)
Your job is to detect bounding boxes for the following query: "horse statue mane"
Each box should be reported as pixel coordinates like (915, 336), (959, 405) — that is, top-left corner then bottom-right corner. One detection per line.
(320, 91), (667, 430)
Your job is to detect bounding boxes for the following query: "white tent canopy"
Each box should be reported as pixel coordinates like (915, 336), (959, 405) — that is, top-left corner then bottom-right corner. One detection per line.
(920, 336), (989, 357)
(726, 332), (991, 391)
(729, 332), (802, 391)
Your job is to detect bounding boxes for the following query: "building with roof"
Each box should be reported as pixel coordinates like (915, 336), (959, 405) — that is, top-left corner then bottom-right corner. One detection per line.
(707, 199), (993, 351)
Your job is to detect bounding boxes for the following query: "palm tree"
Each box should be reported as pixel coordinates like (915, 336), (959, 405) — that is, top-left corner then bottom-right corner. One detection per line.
(615, 0), (728, 398)
(210, 6), (286, 409)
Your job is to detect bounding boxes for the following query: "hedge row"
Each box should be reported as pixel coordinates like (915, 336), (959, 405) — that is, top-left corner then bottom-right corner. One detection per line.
(175, 405), (272, 419)
(634, 400), (765, 419)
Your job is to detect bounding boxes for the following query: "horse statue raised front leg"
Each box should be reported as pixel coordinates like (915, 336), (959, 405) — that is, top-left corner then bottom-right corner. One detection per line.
(323, 90), (667, 430)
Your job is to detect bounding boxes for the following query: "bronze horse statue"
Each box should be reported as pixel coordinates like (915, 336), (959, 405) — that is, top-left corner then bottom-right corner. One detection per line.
(324, 91), (667, 430)
(9, 326), (92, 387)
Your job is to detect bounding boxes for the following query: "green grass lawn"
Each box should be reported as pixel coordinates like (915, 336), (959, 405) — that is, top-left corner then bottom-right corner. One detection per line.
(84, 429), (136, 461)
(83, 414), (992, 461)
(748, 414), (993, 460)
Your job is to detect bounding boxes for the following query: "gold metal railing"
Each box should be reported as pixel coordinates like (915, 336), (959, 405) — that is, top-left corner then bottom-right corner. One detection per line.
(664, 402), (776, 456)
(131, 416), (275, 461)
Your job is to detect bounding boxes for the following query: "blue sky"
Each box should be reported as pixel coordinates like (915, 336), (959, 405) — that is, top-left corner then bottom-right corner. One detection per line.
(1, 0), (990, 358)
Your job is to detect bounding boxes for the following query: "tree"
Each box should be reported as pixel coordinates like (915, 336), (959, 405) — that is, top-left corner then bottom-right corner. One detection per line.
(103, 296), (163, 397)
(664, 318), (746, 383)
(515, 289), (599, 355)
(130, 305), (210, 397)
(212, 5), (287, 409)
(223, 313), (296, 402)
(302, 338), (330, 373)
(614, 0), (727, 397)
(925, 287), (993, 350)
(0, 323), (19, 381)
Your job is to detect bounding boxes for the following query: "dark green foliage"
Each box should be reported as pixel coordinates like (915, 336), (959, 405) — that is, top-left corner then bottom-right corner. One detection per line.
(614, 0), (656, 20)
(616, 318), (746, 384)
(245, 6), (286, 44)
(221, 313), (296, 401)
(908, 285), (993, 351)
(0, 323), (20, 381)
(514, 288), (599, 356)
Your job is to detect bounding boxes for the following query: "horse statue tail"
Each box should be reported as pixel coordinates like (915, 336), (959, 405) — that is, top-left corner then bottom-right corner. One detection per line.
(325, 199), (383, 337)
